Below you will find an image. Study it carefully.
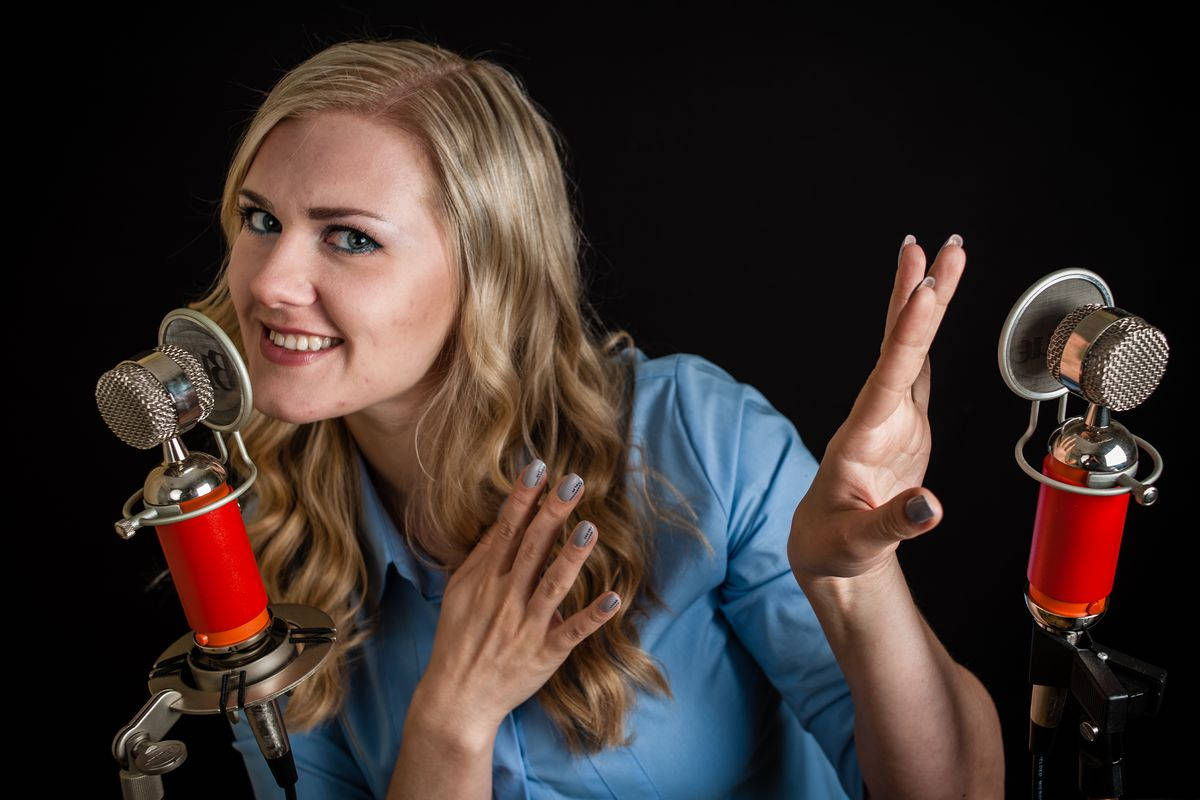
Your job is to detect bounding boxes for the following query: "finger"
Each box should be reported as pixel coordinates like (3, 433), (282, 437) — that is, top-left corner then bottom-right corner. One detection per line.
(855, 235), (965, 430)
(547, 591), (621, 656)
(507, 472), (586, 596)
(527, 520), (597, 622)
(852, 278), (938, 430)
(470, 458), (548, 572)
(883, 234), (927, 349)
(917, 234), (967, 352)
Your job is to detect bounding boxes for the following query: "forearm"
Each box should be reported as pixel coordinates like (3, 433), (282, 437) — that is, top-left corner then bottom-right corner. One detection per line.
(797, 553), (1004, 799)
(387, 692), (496, 800)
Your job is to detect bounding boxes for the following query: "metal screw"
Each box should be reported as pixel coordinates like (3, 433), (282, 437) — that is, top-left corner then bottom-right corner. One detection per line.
(1097, 651), (1109, 661)
(1080, 721), (1100, 742)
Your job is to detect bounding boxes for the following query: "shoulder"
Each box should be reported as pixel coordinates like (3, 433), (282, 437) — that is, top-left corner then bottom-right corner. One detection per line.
(625, 347), (814, 531)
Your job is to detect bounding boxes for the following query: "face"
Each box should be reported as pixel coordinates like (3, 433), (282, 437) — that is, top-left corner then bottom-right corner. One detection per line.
(227, 111), (458, 429)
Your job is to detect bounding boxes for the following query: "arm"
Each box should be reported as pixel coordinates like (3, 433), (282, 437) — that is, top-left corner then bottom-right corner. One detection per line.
(798, 555), (1003, 799)
(386, 689), (497, 800)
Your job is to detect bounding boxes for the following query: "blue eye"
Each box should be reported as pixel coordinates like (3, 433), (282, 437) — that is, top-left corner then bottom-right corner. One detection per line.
(234, 205), (382, 256)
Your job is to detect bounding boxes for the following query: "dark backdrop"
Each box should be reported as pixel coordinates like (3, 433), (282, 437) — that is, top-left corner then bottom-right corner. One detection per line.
(57, 6), (1193, 799)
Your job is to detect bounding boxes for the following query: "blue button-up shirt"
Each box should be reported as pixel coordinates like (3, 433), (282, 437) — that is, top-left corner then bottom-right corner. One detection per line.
(231, 348), (864, 799)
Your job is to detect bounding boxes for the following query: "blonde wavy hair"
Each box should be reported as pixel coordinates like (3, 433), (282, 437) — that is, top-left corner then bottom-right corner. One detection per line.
(179, 37), (712, 754)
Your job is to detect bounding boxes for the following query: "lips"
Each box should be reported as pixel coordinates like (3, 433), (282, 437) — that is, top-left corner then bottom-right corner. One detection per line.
(259, 322), (344, 365)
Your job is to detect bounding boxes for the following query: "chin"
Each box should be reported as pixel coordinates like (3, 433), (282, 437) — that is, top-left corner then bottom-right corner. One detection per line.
(253, 398), (335, 426)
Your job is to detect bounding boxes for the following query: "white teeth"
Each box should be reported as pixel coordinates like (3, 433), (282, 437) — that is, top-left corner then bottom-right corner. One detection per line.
(267, 327), (342, 351)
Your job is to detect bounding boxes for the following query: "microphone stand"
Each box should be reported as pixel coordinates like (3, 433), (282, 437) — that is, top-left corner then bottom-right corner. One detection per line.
(108, 429), (337, 799)
(1017, 395), (1167, 799)
(112, 602), (335, 799)
(1026, 601), (1167, 800)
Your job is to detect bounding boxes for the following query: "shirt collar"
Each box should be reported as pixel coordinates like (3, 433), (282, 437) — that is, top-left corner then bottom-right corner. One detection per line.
(353, 445), (446, 608)
(351, 344), (648, 610)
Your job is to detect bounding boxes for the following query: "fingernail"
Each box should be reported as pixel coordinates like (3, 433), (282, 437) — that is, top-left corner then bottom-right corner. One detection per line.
(557, 473), (584, 502)
(908, 275), (936, 301)
(571, 520), (595, 548)
(905, 494), (934, 523)
(602, 593), (621, 612)
(522, 458), (546, 487)
(898, 234), (916, 266)
(938, 233), (963, 253)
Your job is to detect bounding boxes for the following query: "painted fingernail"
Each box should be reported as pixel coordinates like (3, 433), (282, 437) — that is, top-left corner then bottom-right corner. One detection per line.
(908, 275), (936, 301)
(602, 593), (621, 612)
(572, 520), (595, 548)
(898, 234), (916, 266)
(522, 458), (546, 487)
(938, 233), (963, 253)
(905, 494), (934, 523)
(557, 473), (584, 502)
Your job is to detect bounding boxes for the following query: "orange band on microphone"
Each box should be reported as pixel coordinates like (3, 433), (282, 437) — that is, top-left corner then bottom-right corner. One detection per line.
(199, 607), (272, 647)
(1028, 583), (1108, 618)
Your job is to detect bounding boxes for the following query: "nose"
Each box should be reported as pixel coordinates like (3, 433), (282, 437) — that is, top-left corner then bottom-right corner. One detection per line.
(244, 231), (321, 310)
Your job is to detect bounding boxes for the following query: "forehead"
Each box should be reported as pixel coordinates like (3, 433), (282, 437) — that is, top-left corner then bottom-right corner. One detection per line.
(245, 111), (434, 214)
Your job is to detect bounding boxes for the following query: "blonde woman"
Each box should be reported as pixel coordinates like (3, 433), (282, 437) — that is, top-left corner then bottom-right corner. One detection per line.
(189, 38), (1003, 799)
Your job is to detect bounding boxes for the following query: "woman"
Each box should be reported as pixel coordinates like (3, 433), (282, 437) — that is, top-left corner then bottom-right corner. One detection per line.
(189, 38), (1003, 798)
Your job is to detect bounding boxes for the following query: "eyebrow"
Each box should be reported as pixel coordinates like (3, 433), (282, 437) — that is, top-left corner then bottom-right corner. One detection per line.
(238, 188), (391, 224)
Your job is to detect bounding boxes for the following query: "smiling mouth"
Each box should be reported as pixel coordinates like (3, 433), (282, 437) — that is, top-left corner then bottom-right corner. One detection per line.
(261, 322), (345, 352)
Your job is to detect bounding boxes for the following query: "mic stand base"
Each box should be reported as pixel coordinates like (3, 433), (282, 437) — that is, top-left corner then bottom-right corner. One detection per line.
(1026, 601), (1166, 799)
(112, 603), (336, 798)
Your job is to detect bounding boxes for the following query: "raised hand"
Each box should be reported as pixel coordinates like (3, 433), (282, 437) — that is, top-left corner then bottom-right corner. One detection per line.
(407, 461), (620, 748)
(787, 234), (966, 584)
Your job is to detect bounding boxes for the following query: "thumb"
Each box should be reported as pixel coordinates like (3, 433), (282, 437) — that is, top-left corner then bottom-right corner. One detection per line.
(877, 488), (942, 543)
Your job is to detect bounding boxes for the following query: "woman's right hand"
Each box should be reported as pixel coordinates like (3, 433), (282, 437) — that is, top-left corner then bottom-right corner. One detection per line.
(407, 459), (621, 750)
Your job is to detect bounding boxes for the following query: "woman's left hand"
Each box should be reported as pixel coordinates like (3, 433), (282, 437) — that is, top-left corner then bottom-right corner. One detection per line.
(787, 234), (966, 584)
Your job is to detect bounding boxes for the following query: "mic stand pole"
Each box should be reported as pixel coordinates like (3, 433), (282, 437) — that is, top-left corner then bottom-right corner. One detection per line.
(1027, 600), (1167, 799)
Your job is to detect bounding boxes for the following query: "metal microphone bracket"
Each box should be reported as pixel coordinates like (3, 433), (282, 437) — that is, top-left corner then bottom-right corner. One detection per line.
(1014, 394), (1162, 505)
(114, 428), (259, 538)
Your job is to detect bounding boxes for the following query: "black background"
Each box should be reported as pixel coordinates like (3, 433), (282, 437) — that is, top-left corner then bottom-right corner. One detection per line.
(56, 5), (1193, 798)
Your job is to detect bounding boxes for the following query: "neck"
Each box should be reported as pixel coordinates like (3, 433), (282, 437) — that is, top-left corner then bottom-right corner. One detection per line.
(344, 404), (423, 514)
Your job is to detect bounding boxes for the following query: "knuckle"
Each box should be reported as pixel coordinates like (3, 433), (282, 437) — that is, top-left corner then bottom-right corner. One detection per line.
(539, 571), (565, 601)
(492, 516), (519, 543)
(562, 623), (586, 646)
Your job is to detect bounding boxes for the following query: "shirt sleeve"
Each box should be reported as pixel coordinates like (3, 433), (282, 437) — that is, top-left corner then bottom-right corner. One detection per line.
(671, 354), (865, 800)
(229, 699), (374, 800)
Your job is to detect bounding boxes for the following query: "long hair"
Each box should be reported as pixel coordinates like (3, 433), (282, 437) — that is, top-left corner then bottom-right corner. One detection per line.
(182, 37), (710, 754)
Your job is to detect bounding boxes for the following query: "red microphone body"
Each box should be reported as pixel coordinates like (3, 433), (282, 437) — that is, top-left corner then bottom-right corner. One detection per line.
(155, 480), (270, 647)
(1027, 451), (1131, 619)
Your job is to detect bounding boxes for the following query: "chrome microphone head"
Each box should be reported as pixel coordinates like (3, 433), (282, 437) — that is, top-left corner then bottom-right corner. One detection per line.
(96, 342), (216, 449)
(1046, 304), (1169, 412)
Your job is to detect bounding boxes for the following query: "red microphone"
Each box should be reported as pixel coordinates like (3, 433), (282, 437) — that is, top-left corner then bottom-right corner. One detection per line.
(999, 269), (1168, 798)
(98, 308), (336, 799)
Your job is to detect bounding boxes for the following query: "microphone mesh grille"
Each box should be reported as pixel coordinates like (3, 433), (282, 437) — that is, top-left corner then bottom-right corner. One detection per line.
(1046, 303), (1102, 383)
(94, 344), (215, 449)
(1084, 315), (1169, 411)
(1047, 305), (1169, 411)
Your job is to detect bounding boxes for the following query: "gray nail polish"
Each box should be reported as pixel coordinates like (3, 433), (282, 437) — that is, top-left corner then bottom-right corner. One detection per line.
(571, 521), (595, 548)
(522, 459), (546, 487)
(905, 495), (934, 523)
(908, 275), (936, 301)
(557, 473), (583, 502)
(602, 593), (621, 612)
(898, 234), (916, 266)
(938, 233), (963, 253)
